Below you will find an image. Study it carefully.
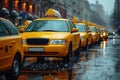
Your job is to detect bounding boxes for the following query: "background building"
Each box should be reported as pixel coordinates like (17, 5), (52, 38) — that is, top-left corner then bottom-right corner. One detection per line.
(0, 0), (108, 27)
(112, 0), (120, 34)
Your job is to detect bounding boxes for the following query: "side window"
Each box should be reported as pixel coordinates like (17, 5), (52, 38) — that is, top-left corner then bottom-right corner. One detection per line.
(84, 25), (88, 32)
(1, 20), (18, 35)
(85, 25), (90, 31)
(68, 21), (74, 31)
(0, 22), (9, 36)
(0, 23), (4, 36)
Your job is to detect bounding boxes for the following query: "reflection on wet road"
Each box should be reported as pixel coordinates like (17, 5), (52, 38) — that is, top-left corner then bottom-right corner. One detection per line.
(73, 36), (120, 80)
(1, 36), (120, 80)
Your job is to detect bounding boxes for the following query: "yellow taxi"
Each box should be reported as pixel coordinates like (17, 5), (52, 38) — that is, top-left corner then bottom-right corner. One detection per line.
(95, 25), (101, 42)
(98, 26), (104, 40)
(99, 26), (108, 40)
(87, 22), (98, 44)
(72, 17), (92, 49)
(19, 20), (32, 33)
(80, 20), (93, 47)
(21, 8), (80, 67)
(104, 28), (109, 40)
(0, 18), (24, 80)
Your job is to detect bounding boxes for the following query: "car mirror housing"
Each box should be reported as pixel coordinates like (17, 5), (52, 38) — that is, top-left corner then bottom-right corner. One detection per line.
(87, 30), (91, 33)
(71, 28), (78, 33)
(19, 27), (25, 33)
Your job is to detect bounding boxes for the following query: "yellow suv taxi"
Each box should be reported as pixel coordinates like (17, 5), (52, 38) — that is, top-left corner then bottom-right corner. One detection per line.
(87, 22), (98, 44)
(99, 26), (108, 40)
(0, 18), (24, 80)
(72, 17), (92, 49)
(21, 8), (80, 67)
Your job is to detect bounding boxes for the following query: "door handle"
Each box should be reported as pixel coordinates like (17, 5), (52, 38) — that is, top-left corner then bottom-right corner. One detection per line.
(11, 41), (16, 44)
(11, 41), (16, 45)
(0, 47), (3, 50)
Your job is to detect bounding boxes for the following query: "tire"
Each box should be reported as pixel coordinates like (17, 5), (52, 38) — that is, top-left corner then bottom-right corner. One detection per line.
(84, 39), (88, 50)
(67, 44), (72, 70)
(74, 42), (80, 61)
(68, 69), (72, 80)
(5, 55), (21, 80)
(64, 43), (72, 70)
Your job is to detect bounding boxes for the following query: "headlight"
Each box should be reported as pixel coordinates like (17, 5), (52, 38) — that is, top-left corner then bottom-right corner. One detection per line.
(100, 34), (103, 37)
(80, 36), (85, 39)
(92, 34), (96, 37)
(50, 40), (66, 44)
(22, 39), (26, 44)
(103, 33), (106, 36)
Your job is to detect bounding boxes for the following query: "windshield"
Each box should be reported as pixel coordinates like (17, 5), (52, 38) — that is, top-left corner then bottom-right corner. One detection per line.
(25, 20), (68, 32)
(75, 24), (86, 32)
(89, 26), (95, 32)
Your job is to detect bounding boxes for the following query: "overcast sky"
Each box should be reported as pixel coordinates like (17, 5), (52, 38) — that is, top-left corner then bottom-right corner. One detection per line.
(88, 0), (115, 15)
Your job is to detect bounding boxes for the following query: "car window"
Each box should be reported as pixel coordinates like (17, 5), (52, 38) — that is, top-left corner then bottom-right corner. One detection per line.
(0, 23), (5, 36)
(68, 21), (75, 31)
(0, 21), (10, 36)
(89, 26), (95, 32)
(26, 20), (68, 32)
(1, 20), (18, 35)
(76, 24), (86, 32)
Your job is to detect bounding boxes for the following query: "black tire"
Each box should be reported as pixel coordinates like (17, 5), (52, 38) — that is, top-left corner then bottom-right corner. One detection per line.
(84, 39), (88, 50)
(5, 55), (21, 80)
(68, 69), (72, 80)
(74, 42), (80, 62)
(64, 43), (72, 70)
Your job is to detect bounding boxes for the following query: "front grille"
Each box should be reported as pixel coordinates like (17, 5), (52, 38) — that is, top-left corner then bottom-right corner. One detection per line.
(27, 38), (49, 45)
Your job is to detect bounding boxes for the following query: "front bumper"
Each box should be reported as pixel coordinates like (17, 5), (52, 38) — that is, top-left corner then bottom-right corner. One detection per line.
(81, 39), (86, 47)
(23, 45), (68, 57)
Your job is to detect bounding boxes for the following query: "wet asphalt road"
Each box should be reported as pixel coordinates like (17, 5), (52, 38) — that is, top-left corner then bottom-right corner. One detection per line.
(73, 36), (120, 80)
(1, 35), (120, 80)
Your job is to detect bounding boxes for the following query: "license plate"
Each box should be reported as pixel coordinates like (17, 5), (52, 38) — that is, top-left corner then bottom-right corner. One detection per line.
(28, 47), (44, 52)
(45, 57), (54, 61)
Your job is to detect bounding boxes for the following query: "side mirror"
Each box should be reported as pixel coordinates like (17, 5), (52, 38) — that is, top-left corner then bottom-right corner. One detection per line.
(19, 27), (25, 33)
(87, 30), (91, 33)
(71, 28), (78, 33)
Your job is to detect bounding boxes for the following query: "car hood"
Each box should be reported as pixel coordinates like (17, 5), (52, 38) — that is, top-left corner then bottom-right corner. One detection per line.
(79, 32), (86, 36)
(21, 32), (70, 39)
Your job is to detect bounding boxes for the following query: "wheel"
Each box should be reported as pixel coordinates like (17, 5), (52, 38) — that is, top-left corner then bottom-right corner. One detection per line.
(63, 43), (72, 70)
(74, 42), (80, 61)
(84, 39), (88, 50)
(5, 55), (21, 80)
(68, 69), (72, 80)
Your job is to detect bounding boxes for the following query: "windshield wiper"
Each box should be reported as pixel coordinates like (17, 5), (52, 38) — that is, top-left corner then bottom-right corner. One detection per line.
(42, 30), (58, 32)
(25, 29), (38, 32)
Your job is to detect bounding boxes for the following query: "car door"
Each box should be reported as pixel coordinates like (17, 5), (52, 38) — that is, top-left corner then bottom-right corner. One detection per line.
(68, 21), (80, 51)
(85, 25), (92, 45)
(1, 19), (19, 64)
(0, 21), (12, 71)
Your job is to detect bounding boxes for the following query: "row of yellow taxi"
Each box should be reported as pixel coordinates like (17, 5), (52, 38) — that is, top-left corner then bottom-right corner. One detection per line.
(0, 8), (109, 80)
(72, 17), (108, 49)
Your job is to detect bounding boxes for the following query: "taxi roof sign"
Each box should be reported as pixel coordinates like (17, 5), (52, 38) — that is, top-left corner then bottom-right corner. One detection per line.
(45, 8), (61, 18)
(87, 21), (92, 26)
(80, 19), (86, 24)
(72, 16), (79, 23)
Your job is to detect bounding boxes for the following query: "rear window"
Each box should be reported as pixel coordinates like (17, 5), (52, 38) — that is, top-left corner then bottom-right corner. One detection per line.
(25, 20), (68, 32)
